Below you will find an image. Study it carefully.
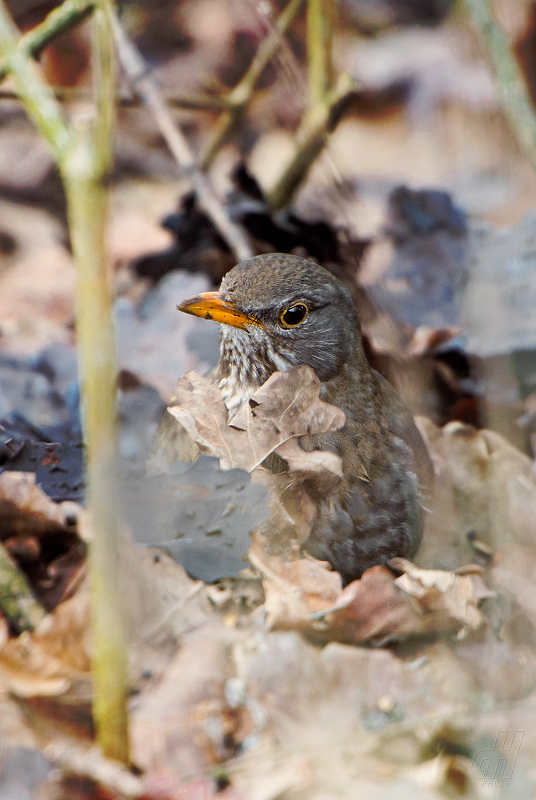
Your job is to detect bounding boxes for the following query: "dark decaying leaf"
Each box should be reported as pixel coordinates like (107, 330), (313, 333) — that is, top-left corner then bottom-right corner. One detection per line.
(0, 472), (69, 536)
(133, 164), (370, 289)
(368, 185), (468, 329)
(122, 456), (270, 582)
(1, 441), (85, 503)
(0, 471), (86, 613)
(0, 348), (81, 445)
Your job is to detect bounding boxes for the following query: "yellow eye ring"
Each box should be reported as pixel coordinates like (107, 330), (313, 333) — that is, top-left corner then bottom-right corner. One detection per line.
(280, 303), (308, 327)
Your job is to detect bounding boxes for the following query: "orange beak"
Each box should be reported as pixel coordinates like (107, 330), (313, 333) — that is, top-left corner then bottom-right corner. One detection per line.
(177, 291), (261, 330)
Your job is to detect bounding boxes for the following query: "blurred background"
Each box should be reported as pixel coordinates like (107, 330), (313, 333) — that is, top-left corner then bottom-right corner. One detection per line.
(1, 0), (536, 470)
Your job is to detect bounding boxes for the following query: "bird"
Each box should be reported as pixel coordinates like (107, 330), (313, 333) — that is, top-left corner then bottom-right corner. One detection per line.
(174, 253), (433, 585)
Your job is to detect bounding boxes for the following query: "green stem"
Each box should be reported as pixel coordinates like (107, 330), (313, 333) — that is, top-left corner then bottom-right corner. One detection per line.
(307, 0), (334, 107)
(93, 0), (114, 175)
(0, 0), (95, 84)
(465, 0), (536, 172)
(0, 542), (46, 634)
(0, 2), (71, 161)
(63, 144), (129, 761)
(0, 0), (129, 764)
(60, 0), (129, 764)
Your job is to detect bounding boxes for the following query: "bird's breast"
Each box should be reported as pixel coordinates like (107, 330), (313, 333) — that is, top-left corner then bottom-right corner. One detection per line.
(218, 370), (257, 418)
(217, 326), (295, 417)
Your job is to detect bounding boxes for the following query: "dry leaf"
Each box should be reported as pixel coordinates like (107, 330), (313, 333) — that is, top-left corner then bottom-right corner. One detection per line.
(312, 566), (439, 645)
(168, 372), (238, 467)
(42, 740), (145, 798)
(249, 533), (342, 626)
(491, 544), (536, 625)
(0, 583), (91, 700)
(168, 366), (345, 472)
(130, 622), (239, 780)
(416, 418), (536, 570)
(391, 557), (493, 630)
(0, 472), (68, 536)
(250, 535), (467, 645)
(275, 438), (343, 482)
(231, 367), (345, 445)
(166, 367), (345, 566)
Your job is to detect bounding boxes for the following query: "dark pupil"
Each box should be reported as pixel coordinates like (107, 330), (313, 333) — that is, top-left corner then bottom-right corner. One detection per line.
(283, 304), (307, 325)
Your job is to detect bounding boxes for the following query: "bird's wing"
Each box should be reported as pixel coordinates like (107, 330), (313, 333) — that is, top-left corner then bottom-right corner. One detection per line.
(373, 370), (435, 499)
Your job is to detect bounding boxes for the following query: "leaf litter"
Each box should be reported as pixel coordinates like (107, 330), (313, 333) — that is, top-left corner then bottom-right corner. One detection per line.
(3, 359), (536, 797)
(4, 5), (536, 795)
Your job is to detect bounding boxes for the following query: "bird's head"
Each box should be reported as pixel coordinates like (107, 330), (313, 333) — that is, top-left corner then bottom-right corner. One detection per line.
(178, 253), (360, 384)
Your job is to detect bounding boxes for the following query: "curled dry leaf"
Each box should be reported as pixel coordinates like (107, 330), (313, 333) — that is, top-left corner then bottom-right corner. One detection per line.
(391, 557), (493, 631)
(491, 544), (536, 626)
(0, 472), (68, 536)
(312, 567), (444, 646)
(275, 438), (343, 483)
(249, 532), (342, 622)
(168, 366), (345, 472)
(42, 740), (145, 799)
(250, 535), (472, 645)
(416, 418), (536, 570)
(231, 367), (346, 443)
(0, 580), (91, 700)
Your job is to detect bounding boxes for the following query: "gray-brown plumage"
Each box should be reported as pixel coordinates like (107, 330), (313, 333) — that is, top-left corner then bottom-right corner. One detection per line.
(174, 253), (433, 585)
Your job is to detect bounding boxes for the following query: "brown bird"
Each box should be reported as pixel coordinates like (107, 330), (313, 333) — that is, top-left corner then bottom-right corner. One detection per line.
(176, 253), (433, 585)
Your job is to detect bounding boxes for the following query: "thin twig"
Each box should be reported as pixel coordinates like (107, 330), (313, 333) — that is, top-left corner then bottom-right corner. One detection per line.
(465, 0), (536, 173)
(0, 542), (46, 633)
(267, 73), (354, 210)
(201, 0), (304, 169)
(0, 0), (95, 84)
(111, 10), (253, 262)
(0, 84), (234, 110)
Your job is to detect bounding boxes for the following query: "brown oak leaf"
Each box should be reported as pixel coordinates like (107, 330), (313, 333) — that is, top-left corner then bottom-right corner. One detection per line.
(168, 366), (345, 473)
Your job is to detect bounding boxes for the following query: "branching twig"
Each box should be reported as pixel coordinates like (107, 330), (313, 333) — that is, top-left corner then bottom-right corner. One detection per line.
(201, 0), (303, 169)
(0, 0), (95, 84)
(267, 73), (354, 210)
(267, 0), (353, 210)
(0, 542), (46, 633)
(111, 11), (253, 262)
(0, 2), (71, 160)
(0, 84), (234, 110)
(466, 0), (536, 173)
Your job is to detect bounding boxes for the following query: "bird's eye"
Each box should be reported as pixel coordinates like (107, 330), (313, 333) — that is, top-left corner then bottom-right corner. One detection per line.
(280, 303), (308, 327)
